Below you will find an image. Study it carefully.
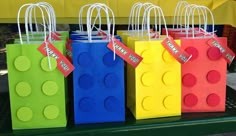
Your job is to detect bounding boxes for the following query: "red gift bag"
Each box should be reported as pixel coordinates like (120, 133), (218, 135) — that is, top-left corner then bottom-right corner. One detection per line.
(181, 37), (228, 112)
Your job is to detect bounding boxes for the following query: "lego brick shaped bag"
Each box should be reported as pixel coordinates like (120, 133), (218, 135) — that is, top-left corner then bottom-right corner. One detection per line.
(126, 5), (191, 120)
(6, 4), (68, 129)
(72, 4), (125, 124)
(180, 6), (235, 113)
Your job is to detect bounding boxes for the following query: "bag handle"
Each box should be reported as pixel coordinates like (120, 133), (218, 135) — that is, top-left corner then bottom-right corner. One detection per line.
(145, 5), (169, 40)
(86, 3), (118, 60)
(135, 3), (154, 34)
(188, 5), (208, 37)
(78, 4), (102, 32)
(86, 3), (115, 42)
(18, 3), (49, 44)
(179, 4), (196, 32)
(27, 2), (56, 35)
(183, 4), (203, 36)
(18, 3), (53, 70)
(185, 5), (214, 38)
(142, 4), (160, 38)
(37, 2), (57, 33)
(24, 3), (53, 42)
(128, 2), (143, 31)
(173, 0), (189, 29)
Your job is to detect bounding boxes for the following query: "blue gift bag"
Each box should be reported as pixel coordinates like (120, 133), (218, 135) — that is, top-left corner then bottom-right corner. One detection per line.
(72, 40), (125, 124)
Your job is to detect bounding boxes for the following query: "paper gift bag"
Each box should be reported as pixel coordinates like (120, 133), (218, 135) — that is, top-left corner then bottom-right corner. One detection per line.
(179, 5), (235, 112)
(6, 3), (70, 130)
(72, 40), (125, 124)
(181, 37), (229, 112)
(127, 38), (182, 119)
(72, 3), (125, 124)
(125, 4), (190, 120)
(7, 40), (68, 129)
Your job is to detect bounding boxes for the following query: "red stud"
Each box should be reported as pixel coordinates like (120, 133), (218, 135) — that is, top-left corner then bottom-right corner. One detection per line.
(207, 47), (222, 60)
(207, 93), (220, 107)
(182, 73), (197, 87)
(185, 47), (199, 61)
(207, 70), (221, 83)
(184, 93), (198, 107)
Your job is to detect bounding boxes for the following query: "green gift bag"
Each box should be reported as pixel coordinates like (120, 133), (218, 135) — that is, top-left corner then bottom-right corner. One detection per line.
(6, 3), (68, 130)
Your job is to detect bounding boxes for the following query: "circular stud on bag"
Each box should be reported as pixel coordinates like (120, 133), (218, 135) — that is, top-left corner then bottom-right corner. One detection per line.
(78, 52), (93, 67)
(207, 47), (222, 60)
(141, 50), (155, 64)
(104, 73), (119, 88)
(14, 56), (31, 71)
(16, 82), (32, 97)
(17, 107), (33, 122)
(43, 105), (60, 120)
(185, 47), (199, 61)
(184, 93), (198, 107)
(207, 93), (220, 107)
(162, 71), (176, 86)
(162, 50), (175, 63)
(206, 70), (221, 84)
(103, 52), (119, 67)
(142, 96), (155, 111)
(141, 72), (155, 87)
(182, 73), (197, 87)
(79, 97), (95, 112)
(41, 57), (57, 72)
(78, 74), (94, 89)
(42, 81), (58, 96)
(104, 96), (120, 112)
(163, 95), (176, 110)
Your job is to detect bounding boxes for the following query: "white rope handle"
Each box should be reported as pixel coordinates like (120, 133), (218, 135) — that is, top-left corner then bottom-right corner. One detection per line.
(17, 3), (34, 44)
(79, 4), (93, 32)
(37, 2), (57, 32)
(18, 3), (53, 69)
(185, 4), (199, 37)
(136, 3), (154, 34)
(142, 4), (160, 38)
(173, 0), (188, 29)
(86, 3), (116, 60)
(134, 3), (143, 31)
(78, 4), (103, 33)
(189, 5), (208, 38)
(180, 4), (196, 32)
(86, 3), (115, 42)
(128, 2), (142, 31)
(146, 5), (169, 40)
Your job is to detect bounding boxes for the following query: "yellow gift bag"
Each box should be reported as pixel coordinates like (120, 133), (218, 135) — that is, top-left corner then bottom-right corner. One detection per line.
(126, 5), (185, 119)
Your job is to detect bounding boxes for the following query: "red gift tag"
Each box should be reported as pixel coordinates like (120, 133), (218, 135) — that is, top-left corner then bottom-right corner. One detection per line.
(97, 30), (107, 36)
(46, 32), (61, 41)
(161, 37), (192, 64)
(107, 38), (143, 68)
(207, 38), (235, 64)
(151, 32), (160, 39)
(66, 41), (72, 62)
(54, 32), (62, 36)
(38, 41), (74, 77)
